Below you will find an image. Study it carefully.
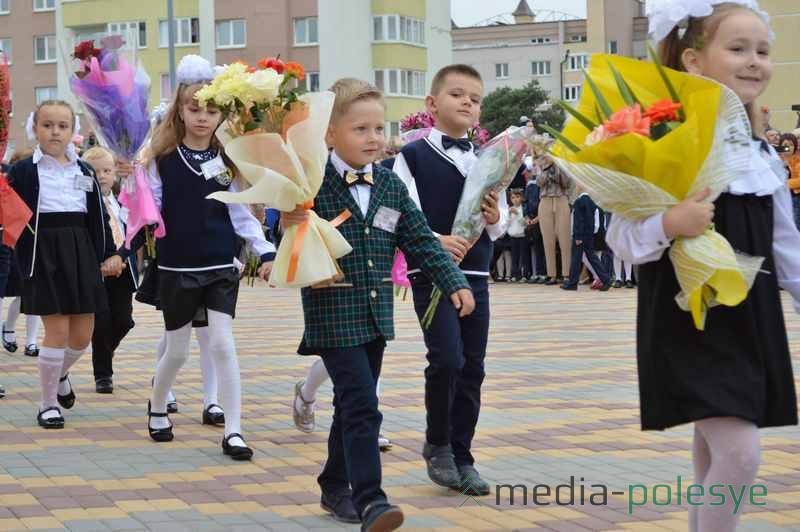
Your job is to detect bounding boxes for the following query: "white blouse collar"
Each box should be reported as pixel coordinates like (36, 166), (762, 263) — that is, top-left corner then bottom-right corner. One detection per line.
(727, 139), (786, 197)
(32, 142), (79, 165)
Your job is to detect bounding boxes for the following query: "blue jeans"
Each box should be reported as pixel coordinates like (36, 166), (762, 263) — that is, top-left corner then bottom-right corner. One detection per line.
(411, 275), (490, 466)
(318, 337), (386, 516)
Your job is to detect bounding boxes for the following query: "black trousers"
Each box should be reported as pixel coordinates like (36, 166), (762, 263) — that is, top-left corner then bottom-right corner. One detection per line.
(567, 238), (610, 286)
(509, 237), (530, 279)
(411, 276), (489, 466)
(91, 274), (134, 381)
(318, 337), (386, 517)
(529, 229), (546, 277)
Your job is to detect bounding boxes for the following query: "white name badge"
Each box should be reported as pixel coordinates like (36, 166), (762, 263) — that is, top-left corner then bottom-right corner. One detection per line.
(200, 155), (228, 181)
(373, 206), (401, 234)
(74, 174), (94, 192)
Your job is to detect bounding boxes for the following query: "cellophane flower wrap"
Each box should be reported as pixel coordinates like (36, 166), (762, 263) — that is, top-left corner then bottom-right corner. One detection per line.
(69, 36), (150, 161)
(420, 125), (536, 328)
(547, 53), (760, 330)
(195, 59), (351, 288)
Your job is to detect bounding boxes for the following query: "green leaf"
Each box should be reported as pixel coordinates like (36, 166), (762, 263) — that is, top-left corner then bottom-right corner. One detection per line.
(540, 124), (581, 153)
(243, 121), (260, 132)
(556, 100), (598, 131)
(648, 43), (686, 122)
(594, 104), (604, 124)
(608, 61), (641, 107)
(581, 68), (613, 120)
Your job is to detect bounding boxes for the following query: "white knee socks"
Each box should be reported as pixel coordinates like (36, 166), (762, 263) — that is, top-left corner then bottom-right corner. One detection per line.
(38, 347), (65, 419)
(58, 347), (84, 395)
(26, 316), (40, 347)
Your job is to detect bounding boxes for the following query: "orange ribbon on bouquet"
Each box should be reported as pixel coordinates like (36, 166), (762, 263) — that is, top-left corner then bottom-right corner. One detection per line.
(286, 202), (352, 283)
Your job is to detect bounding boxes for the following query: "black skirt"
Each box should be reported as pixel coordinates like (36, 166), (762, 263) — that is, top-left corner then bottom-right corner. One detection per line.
(21, 213), (108, 316)
(158, 267), (239, 331)
(637, 193), (798, 430)
(0, 244), (21, 298)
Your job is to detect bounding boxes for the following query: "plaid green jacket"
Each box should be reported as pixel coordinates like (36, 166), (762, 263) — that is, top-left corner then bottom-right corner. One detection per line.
(301, 161), (469, 349)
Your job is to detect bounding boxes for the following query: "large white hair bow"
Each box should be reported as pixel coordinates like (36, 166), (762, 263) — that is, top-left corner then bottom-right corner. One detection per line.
(176, 54), (214, 85)
(646, 0), (771, 43)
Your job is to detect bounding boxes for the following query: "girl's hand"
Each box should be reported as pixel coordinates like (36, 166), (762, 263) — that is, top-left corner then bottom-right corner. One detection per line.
(281, 206), (310, 228)
(257, 261), (273, 281)
(663, 188), (715, 239)
(101, 255), (126, 277)
(116, 160), (133, 179)
(481, 191), (500, 225)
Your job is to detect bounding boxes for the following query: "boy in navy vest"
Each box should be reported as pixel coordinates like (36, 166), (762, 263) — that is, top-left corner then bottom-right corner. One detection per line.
(283, 78), (474, 531)
(393, 64), (508, 495)
(561, 185), (611, 291)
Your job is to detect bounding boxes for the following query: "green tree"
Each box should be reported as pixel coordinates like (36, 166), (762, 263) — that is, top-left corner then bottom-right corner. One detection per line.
(480, 80), (565, 136)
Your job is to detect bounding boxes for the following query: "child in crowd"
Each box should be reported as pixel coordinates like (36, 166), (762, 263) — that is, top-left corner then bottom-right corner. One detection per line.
(507, 189), (529, 282)
(561, 185), (611, 291)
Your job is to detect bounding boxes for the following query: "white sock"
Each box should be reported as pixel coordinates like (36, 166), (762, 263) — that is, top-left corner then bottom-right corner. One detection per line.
(301, 358), (329, 402)
(693, 417), (760, 532)
(195, 326), (220, 410)
(3, 297), (20, 343)
(376, 377), (382, 400)
(26, 316), (40, 347)
(613, 255), (623, 282)
(155, 332), (176, 404)
(150, 324), (192, 429)
(58, 347), (84, 395)
(206, 310), (245, 447)
(38, 347), (65, 417)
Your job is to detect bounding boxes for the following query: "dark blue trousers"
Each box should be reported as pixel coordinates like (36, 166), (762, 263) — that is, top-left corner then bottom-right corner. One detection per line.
(318, 337), (386, 516)
(411, 276), (489, 466)
(566, 237), (610, 286)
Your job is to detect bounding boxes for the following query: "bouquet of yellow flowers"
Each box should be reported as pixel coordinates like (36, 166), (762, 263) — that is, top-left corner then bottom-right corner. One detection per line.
(196, 59), (351, 288)
(545, 50), (761, 330)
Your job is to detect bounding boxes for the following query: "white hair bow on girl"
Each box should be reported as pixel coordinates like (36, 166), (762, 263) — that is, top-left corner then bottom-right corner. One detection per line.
(176, 54), (215, 85)
(646, 0), (771, 42)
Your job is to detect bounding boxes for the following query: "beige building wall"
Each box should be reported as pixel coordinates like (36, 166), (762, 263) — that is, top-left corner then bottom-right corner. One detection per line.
(761, 0), (800, 133)
(0, 0), (57, 157)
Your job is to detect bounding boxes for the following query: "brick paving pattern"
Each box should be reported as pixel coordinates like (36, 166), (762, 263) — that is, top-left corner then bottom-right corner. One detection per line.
(0, 283), (798, 531)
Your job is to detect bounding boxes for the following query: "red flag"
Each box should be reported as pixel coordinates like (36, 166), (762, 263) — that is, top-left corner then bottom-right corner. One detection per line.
(0, 175), (33, 248)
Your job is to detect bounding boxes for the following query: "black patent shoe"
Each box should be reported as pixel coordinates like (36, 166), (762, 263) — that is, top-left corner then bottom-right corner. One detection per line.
(222, 433), (253, 461)
(167, 400), (178, 414)
(57, 375), (75, 409)
(147, 401), (174, 442)
(202, 404), (225, 426)
(2, 324), (17, 353)
(37, 407), (65, 429)
(24, 344), (39, 358)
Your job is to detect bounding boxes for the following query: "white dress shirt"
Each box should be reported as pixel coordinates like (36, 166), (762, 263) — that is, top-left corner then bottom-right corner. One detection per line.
(606, 139), (800, 311)
(392, 127), (509, 241)
(147, 157), (276, 262)
(330, 150), (372, 217)
(34, 143), (87, 213)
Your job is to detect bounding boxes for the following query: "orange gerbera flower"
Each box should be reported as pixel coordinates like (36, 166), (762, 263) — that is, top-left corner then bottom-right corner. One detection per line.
(284, 61), (305, 81)
(643, 99), (683, 124)
(603, 104), (651, 138)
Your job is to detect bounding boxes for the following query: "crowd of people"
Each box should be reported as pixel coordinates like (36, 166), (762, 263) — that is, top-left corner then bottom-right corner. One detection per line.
(0, 1), (798, 531)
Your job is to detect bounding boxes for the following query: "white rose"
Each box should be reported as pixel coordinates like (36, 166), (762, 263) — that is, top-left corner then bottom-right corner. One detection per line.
(247, 69), (281, 100)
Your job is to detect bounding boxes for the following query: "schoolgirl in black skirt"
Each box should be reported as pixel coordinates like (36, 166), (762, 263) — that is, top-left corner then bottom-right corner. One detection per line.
(606, 4), (798, 530)
(143, 55), (275, 460)
(9, 101), (125, 429)
(0, 242), (42, 357)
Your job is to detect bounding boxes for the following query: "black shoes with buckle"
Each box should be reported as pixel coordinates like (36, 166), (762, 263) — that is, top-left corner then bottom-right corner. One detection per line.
(147, 401), (174, 442)
(202, 404), (225, 426)
(37, 407), (65, 429)
(57, 375), (75, 409)
(222, 433), (253, 461)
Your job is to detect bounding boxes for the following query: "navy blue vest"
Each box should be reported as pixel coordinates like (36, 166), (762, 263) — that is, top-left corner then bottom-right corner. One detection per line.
(155, 151), (237, 269)
(401, 139), (493, 274)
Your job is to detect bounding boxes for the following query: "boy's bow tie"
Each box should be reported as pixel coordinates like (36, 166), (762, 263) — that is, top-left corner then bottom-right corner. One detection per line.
(441, 135), (472, 152)
(344, 170), (374, 187)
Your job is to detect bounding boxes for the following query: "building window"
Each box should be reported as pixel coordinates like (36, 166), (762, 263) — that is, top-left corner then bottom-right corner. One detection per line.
(0, 0), (9, 14)
(567, 54), (589, 71)
(305, 71), (320, 92)
(608, 40), (618, 54)
(0, 38), (11, 64)
(33, 0), (54, 11)
(495, 63), (509, 79)
(108, 21), (147, 49)
(159, 17), (200, 47)
(530, 36), (552, 44)
(35, 86), (58, 104)
(531, 61), (551, 76)
(293, 17), (318, 45)
(387, 121), (400, 137)
(374, 69), (425, 97)
(563, 84), (582, 102)
(216, 19), (246, 48)
(160, 73), (173, 101)
(34, 35), (56, 63)
(372, 15), (425, 45)
(570, 34), (587, 42)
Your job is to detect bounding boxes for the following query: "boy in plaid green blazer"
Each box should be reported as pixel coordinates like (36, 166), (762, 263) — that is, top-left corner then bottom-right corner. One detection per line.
(282, 79), (474, 532)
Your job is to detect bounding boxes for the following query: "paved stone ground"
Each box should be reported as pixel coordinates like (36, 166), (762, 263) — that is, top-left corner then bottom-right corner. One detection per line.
(0, 283), (798, 531)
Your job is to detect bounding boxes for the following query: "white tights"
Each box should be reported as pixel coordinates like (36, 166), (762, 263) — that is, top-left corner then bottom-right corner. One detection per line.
(150, 310), (243, 445)
(689, 417), (761, 532)
(155, 326), (219, 408)
(299, 357), (382, 402)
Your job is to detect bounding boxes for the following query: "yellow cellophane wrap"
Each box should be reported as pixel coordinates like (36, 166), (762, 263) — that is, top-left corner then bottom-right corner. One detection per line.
(208, 91), (353, 288)
(551, 54), (762, 330)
